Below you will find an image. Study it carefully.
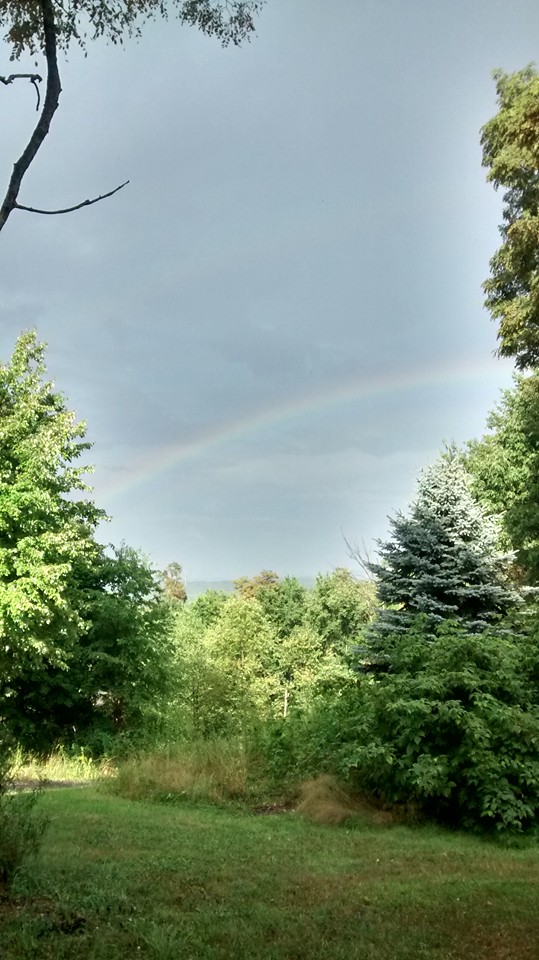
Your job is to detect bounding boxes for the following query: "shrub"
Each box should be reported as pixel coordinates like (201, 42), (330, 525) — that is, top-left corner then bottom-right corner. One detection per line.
(342, 618), (539, 833)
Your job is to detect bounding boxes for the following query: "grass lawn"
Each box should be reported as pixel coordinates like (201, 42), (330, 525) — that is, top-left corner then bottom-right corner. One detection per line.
(1, 786), (539, 959)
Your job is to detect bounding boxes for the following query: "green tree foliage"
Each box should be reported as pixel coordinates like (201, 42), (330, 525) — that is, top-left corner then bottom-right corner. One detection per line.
(366, 451), (519, 658)
(189, 588), (228, 627)
(0, 331), (103, 688)
(234, 571), (306, 638)
(234, 569), (280, 599)
(204, 595), (280, 729)
(169, 586), (351, 740)
(0, 334), (173, 752)
(481, 66), (539, 367)
(169, 602), (229, 738)
(171, 594), (280, 737)
(4, 546), (174, 752)
(466, 372), (539, 584)
(258, 577), (306, 639)
(1, 0), (264, 57)
(307, 568), (376, 655)
(160, 561), (187, 604)
(74, 545), (173, 738)
(341, 619), (539, 833)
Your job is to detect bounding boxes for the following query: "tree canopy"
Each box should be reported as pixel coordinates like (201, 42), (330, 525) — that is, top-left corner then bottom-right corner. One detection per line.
(466, 371), (539, 585)
(1, 0), (263, 57)
(481, 66), (539, 368)
(0, 331), (103, 686)
(0, 332), (173, 750)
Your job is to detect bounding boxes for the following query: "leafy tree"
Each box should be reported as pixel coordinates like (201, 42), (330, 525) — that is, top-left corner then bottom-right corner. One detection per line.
(161, 561), (187, 604)
(307, 568), (376, 655)
(466, 372), (539, 584)
(204, 595), (279, 731)
(234, 571), (306, 638)
(481, 66), (539, 367)
(234, 569), (280, 599)
(3, 545), (173, 750)
(169, 594), (281, 737)
(189, 588), (228, 626)
(256, 577), (306, 639)
(0, 333), (174, 751)
(76, 545), (173, 737)
(366, 451), (519, 659)
(169, 601), (231, 738)
(0, 0), (263, 231)
(0, 331), (103, 691)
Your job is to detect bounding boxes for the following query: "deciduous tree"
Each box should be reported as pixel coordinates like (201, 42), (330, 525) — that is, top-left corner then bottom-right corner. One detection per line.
(0, 331), (103, 690)
(481, 66), (539, 367)
(0, 333), (174, 750)
(161, 561), (187, 604)
(307, 568), (376, 655)
(466, 371), (539, 584)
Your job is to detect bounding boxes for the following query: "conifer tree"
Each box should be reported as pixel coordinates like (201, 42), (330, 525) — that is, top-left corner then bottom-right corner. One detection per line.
(366, 450), (519, 657)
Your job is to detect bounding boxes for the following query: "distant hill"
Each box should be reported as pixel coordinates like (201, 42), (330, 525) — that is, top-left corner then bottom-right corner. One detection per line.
(185, 577), (316, 600)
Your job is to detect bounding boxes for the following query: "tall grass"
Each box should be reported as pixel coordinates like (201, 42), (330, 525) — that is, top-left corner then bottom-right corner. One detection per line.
(112, 739), (253, 803)
(7, 746), (115, 784)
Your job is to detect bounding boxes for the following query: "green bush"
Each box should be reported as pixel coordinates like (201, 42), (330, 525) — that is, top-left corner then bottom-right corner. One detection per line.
(342, 618), (539, 833)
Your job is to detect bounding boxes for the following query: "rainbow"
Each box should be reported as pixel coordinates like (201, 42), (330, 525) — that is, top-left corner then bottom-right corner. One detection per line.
(98, 356), (514, 502)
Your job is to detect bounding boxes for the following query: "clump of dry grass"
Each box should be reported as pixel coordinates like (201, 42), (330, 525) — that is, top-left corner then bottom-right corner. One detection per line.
(112, 740), (250, 803)
(294, 775), (405, 827)
(294, 775), (358, 825)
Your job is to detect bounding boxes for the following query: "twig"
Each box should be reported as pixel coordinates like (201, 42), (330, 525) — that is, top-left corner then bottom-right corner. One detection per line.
(342, 531), (376, 580)
(0, 73), (43, 110)
(14, 180), (130, 216)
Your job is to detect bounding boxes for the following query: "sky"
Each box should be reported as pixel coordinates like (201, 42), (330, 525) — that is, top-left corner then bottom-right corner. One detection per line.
(0, 0), (536, 581)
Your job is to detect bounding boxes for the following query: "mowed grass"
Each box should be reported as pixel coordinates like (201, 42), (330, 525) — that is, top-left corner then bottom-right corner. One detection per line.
(2, 786), (539, 960)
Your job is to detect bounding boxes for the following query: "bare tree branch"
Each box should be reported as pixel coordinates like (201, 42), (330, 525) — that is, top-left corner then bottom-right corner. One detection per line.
(0, 0), (128, 233)
(0, 0), (61, 232)
(1, 2), (261, 235)
(0, 73), (43, 110)
(342, 531), (376, 581)
(0, 74), (42, 82)
(14, 180), (130, 216)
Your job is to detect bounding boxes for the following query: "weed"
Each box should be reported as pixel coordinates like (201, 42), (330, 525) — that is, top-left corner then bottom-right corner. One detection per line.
(0, 781), (49, 891)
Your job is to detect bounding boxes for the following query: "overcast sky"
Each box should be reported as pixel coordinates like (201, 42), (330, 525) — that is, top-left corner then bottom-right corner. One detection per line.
(1, 0), (536, 581)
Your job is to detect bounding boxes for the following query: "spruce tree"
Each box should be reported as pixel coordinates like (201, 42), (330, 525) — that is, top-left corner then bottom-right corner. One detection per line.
(365, 450), (519, 658)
